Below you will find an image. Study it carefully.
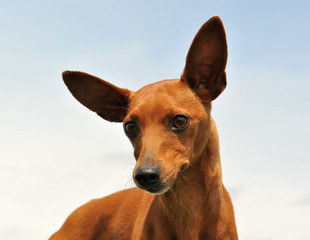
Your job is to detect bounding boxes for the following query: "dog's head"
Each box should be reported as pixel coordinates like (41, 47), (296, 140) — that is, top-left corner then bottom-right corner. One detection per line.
(63, 16), (227, 194)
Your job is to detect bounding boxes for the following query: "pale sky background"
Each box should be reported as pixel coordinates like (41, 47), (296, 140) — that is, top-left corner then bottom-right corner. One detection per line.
(0, 0), (309, 239)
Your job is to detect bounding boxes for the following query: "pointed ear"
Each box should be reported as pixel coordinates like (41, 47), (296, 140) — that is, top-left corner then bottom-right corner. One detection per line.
(181, 16), (228, 101)
(62, 71), (132, 122)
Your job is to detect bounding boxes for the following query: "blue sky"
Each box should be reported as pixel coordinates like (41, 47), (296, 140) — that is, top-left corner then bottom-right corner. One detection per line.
(0, 0), (309, 239)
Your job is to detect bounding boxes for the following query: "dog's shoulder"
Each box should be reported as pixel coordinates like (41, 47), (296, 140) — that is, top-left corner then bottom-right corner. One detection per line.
(50, 188), (151, 240)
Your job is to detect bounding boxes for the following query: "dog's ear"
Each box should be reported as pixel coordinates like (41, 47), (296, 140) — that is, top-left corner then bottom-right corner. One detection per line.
(62, 71), (132, 122)
(181, 16), (227, 101)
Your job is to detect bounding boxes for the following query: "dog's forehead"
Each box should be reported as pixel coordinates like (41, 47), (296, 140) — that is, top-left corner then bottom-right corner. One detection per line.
(127, 79), (204, 119)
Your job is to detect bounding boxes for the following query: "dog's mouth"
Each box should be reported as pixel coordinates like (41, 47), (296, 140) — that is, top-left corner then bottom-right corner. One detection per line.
(135, 163), (188, 195)
(144, 184), (173, 195)
(178, 164), (186, 175)
(134, 179), (174, 195)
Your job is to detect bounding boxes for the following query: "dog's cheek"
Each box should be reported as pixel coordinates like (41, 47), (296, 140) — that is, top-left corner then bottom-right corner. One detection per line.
(188, 119), (211, 161)
(179, 119), (205, 148)
(159, 138), (190, 167)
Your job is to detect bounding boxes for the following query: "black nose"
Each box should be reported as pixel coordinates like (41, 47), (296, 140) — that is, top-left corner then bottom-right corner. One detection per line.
(134, 166), (160, 188)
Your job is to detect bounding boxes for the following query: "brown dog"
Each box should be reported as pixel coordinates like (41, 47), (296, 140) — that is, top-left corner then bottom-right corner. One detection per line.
(50, 16), (238, 240)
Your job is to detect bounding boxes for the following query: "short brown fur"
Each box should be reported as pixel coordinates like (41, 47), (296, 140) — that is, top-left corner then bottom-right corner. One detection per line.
(50, 16), (238, 240)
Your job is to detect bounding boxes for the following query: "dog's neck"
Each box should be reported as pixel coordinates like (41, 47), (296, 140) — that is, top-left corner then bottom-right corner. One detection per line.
(157, 118), (223, 228)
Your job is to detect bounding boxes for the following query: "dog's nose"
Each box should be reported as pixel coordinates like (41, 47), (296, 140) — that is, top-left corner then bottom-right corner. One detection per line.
(134, 166), (160, 188)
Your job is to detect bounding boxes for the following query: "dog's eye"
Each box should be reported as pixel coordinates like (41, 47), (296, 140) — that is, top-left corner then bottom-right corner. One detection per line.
(124, 121), (138, 135)
(172, 115), (189, 130)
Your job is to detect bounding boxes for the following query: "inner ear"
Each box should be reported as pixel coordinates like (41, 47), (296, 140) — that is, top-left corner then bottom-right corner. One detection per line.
(181, 16), (228, 100)
(63, 71), (132, 122)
